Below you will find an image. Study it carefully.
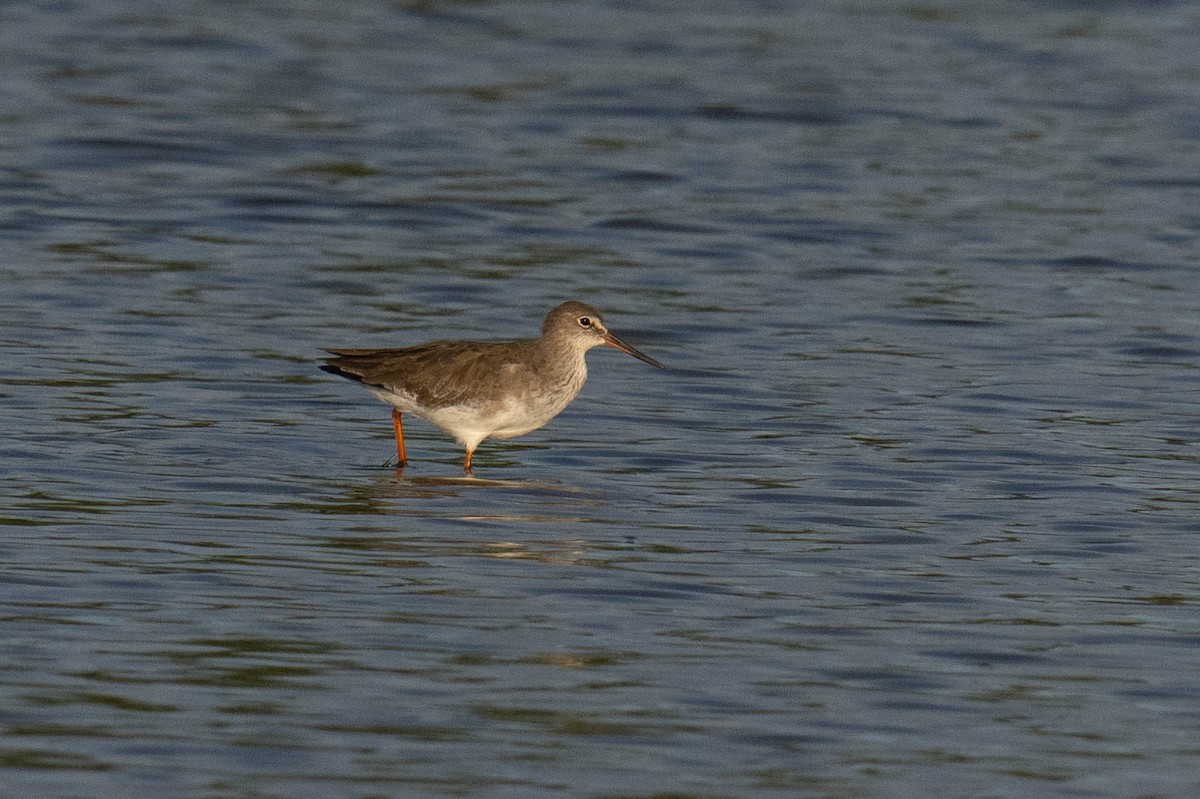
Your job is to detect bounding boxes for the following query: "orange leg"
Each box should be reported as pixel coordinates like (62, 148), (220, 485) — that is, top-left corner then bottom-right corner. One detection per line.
(391, 409), (407, 468)
(463, 446), (474, 475)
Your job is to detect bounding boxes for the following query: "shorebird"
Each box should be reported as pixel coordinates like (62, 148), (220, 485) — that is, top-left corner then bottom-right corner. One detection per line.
(320, 301), (665, 474)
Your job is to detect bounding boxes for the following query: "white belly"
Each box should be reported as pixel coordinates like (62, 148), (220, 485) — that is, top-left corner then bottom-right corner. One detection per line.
(367, 380), (582, 450)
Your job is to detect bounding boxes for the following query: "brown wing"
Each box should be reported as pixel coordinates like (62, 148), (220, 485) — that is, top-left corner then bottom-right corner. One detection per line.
(320, 340), (538, 409)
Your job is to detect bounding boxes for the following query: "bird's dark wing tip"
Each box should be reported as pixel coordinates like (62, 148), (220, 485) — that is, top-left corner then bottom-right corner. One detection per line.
(319, 361), (364, 382)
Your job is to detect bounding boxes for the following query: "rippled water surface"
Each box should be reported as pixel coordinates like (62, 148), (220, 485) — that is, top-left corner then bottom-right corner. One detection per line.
(4, 1), (1200, 797)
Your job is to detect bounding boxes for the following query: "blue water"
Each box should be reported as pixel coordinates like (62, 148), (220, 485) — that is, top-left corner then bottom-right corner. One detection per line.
(3, 1), (1200, 797)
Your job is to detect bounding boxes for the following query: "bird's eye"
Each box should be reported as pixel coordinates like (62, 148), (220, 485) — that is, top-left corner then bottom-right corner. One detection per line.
(578, 316), (592, 328)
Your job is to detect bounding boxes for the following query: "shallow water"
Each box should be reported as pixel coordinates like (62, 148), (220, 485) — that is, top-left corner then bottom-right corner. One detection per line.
(3, 1), (1200, 797)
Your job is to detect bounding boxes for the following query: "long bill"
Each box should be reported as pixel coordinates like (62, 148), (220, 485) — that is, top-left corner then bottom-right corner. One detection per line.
(602, 332), (666, 369)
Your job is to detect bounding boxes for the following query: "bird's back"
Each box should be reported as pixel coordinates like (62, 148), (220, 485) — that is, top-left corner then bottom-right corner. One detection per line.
(321, 339), (539, 410)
